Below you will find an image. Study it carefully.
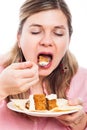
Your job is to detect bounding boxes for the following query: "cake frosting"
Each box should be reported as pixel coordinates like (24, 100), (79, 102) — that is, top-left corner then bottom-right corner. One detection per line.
(46, 94), (57, 100)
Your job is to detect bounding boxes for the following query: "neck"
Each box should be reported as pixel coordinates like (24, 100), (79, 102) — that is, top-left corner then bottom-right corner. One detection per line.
(29, 80), (43, 94)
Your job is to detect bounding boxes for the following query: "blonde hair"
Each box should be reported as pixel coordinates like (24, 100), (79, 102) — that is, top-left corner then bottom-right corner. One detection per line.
(3, 0), (78, 99)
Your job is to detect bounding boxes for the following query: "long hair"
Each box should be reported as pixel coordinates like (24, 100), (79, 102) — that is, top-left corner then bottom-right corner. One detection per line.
(3, 0), (78, 99)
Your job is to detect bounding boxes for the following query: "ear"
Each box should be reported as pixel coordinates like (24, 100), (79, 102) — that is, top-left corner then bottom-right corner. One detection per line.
(17, 32), (21, 48)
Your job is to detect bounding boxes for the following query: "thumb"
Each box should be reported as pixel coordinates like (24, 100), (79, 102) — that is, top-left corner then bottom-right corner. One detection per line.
(68, 98), (83, 106)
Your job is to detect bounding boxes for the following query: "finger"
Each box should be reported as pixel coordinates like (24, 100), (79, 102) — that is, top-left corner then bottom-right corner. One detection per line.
(68, 98), (83, 106)
(56, 118), (70, 126)
(78, 97), (83, 105)
(16, 66), (38, 78)
(11, 61), (33, 70)
(20, 78), (39, 92)
(73, 109), (85, 123)
(8, 77), (39, 95)
(56, 109), (84, 124)
(18, 74), (39, 85)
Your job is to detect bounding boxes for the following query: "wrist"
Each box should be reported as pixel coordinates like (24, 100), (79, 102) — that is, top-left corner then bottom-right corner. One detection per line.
(0, 87), (7, 101)
(0, 85), (7, 101)
(0, 95), (6, 101)
(0, 86), (7, 101)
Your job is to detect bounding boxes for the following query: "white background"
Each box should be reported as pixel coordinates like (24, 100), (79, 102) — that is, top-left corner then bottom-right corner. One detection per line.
(0, 0), (87, 68)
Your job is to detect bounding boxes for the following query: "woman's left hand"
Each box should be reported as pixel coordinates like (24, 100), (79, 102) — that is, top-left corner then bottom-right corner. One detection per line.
(55, 98), (87, 130)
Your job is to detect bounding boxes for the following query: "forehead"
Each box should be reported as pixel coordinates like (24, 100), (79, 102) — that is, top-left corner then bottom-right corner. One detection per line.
(24, 9), (68, 28)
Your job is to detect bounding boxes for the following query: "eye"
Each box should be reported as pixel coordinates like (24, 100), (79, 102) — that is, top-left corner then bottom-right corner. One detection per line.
(53, 29), (64, 36)
(30, 26), (41, 35)
(31, 31), (41, 34)
(54, 32), (63, 36)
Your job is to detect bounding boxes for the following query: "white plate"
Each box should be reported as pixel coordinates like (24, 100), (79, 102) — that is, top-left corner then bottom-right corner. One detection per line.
(7, 99), (83, 117)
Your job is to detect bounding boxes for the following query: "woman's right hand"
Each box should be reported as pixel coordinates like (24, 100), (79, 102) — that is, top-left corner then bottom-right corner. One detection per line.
(0, 61), (39, 99)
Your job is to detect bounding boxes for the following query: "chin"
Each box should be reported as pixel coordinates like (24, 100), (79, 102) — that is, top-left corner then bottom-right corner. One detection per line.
(39, 70), (53, 77)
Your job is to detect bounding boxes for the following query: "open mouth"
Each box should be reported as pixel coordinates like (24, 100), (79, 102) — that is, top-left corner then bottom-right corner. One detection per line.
(38, 53), (52, 67)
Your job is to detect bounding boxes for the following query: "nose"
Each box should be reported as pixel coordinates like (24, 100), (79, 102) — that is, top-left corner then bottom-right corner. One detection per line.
(40, 33), (53, 47)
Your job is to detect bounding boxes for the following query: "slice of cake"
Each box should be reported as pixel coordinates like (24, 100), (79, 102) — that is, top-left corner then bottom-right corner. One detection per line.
(25, 94), (47, 111)
(25, 94), (58, 111)
(34, 94), (47, 110)
(46, 94), (58, 110)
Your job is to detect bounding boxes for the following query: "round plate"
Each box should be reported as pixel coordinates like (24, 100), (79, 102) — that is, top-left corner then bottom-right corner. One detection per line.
(7, 100), (83, 117)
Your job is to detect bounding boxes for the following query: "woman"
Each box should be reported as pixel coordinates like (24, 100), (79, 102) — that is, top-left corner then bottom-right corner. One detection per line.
(0, 0), (87, 129)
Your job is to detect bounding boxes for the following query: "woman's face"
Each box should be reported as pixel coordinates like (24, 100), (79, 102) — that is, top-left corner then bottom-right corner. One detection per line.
(18, 9), (70, 76)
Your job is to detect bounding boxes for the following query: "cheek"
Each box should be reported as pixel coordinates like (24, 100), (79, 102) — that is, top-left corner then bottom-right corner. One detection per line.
(62, 42), (69, 54)
(19, 38), (33, 60)
(55, 41), (69, 63)
(19, 32), (36, 51)
(62, 37), (69, 53)
(57, 40), (69, 54)
(21, 43), (35, 61)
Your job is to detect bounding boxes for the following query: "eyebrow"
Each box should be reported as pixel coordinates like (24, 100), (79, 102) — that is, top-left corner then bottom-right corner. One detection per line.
(29, 24), (66, 30)
(55, 25), (66, 30)
(29, 24), (41, 27)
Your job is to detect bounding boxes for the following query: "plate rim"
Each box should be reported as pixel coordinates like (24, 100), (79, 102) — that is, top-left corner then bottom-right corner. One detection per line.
(7, 101), (82, 117)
